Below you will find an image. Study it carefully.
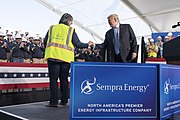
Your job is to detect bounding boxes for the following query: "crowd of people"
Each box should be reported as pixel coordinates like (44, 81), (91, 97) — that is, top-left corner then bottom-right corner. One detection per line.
(0, 28), (46, 63)
(74, 47), (102, 62)
(145, 32), (174, 58)
(0, 28), (103, 63)
(0, 29), (177, 64)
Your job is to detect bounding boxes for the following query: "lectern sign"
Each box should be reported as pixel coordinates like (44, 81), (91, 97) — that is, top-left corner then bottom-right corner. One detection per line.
(70, 63), (158, 120)
(160, 64), (180, 120)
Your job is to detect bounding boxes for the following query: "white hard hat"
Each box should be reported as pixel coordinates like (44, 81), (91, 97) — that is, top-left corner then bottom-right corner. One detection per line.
(167, 32), (173, 36)
(0, 30), (6, 36)
(6, 31), (13, 36)
(157, 36), (162, 39)
(27, 34), (34, 38)
(15, 34), (22, 39)
(165, 36), (169, 39)
(22, 38), (28, 42)
(34, 36), (40, 40)
(150, 38), (154, 42)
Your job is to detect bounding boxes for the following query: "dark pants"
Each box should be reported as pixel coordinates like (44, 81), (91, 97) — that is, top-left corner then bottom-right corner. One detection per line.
(114, 53), (123, 62)
(48, 60), (70, 105)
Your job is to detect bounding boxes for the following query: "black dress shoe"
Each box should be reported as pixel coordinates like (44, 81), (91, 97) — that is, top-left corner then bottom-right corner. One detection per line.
(45, 104), (58, 107)
(59, 102), (67, 106)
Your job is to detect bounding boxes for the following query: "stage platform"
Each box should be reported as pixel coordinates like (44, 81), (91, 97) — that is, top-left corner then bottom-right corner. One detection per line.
(0, 101), (179, 120)
(0, 101), (69, 120)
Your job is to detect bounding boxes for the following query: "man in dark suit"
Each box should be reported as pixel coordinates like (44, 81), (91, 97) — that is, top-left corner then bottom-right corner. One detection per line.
(97, 14), (137, 62)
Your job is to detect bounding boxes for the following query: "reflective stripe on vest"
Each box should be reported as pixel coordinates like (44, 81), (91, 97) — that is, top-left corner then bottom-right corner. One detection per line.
(46, 42), (74, 52)
(48, 25), (54, 43)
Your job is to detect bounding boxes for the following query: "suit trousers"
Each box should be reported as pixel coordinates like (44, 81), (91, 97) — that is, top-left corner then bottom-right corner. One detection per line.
(48, 60), (70, 105)
(114, 53), (123, 62)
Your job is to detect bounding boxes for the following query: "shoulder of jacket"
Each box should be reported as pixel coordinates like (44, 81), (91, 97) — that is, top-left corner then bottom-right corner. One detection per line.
(106, 29), (113, 34)
(120, 24), (130, 26)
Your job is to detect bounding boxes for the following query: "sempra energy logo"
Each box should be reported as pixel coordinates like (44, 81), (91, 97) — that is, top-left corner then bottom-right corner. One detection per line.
(81, 77), (150, 95)
(81, 77), (96, 95)
(164, 79), (170, 94)
(164, 78), (180, 95)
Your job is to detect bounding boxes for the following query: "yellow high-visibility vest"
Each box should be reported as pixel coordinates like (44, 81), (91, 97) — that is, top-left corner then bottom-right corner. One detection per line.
(147, 45), (157, 58)
(44, 24), (75, 63)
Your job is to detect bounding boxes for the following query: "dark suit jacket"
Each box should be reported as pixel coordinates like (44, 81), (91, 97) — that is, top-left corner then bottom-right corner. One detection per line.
(97, 24), (137, 62)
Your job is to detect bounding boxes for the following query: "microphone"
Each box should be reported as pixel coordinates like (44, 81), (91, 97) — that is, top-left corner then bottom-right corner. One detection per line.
(172, 25), (178, 28)
(172, 22), (180, 29)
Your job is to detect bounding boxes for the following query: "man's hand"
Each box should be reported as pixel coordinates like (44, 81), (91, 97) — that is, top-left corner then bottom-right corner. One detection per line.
(132, 52), (137, 60)
(88, 41), (95, 48)
(1, 42), (7, 48)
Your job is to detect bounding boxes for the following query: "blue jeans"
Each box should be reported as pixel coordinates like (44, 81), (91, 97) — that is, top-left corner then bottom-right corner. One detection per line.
(13, 57), (24, 63)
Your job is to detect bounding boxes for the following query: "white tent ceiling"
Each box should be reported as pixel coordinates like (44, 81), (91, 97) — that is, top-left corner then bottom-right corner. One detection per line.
(35, 0), (152, 43)
(122, 0), (180, 32)
(35, 0), (180, 43)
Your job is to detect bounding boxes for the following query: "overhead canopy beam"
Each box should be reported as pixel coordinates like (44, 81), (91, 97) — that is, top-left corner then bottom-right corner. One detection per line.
(142, 7), (180, 17)
(35, 0), (103, 41)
